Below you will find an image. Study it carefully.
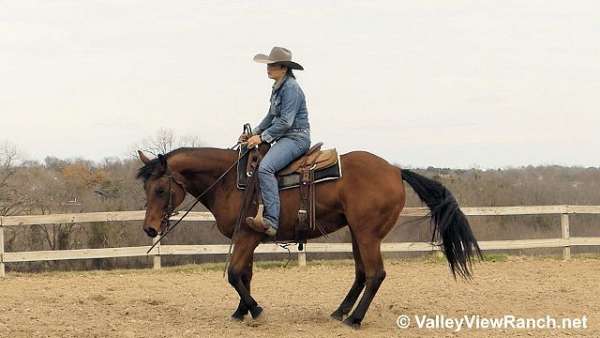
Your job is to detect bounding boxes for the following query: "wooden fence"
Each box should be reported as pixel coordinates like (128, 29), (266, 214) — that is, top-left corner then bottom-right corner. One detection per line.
(1, 205), (599, 277)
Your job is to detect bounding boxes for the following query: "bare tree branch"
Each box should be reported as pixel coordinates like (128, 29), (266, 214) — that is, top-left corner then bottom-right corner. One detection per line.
(127, 128), (205, 159)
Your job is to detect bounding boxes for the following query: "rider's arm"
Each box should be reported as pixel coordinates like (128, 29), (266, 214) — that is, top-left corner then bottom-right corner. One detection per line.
(253, 112), (274, 136)
(260, 84), (301, 143)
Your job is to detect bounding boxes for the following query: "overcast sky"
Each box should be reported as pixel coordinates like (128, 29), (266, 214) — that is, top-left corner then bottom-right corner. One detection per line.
(1, 0), (598, 169)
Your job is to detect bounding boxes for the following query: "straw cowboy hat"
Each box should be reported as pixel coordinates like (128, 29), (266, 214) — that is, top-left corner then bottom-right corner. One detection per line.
(253, 46), (304, 70)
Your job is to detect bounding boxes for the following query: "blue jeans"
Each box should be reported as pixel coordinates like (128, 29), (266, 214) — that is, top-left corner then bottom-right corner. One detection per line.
(257, 131), (311, 229)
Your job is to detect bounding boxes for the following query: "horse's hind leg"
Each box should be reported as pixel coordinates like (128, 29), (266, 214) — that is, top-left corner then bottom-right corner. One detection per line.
(342, 235), (386, 329)
(330, 231), (366, 321)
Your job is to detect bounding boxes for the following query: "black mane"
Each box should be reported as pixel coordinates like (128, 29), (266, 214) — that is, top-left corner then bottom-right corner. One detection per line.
(136, 147), (199, 182)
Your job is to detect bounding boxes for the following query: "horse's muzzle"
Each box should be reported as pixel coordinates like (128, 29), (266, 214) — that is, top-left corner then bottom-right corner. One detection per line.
(144, 226), (158, 238)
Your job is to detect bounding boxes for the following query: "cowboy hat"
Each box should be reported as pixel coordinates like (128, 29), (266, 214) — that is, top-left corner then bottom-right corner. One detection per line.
(253, 46), (304, 70)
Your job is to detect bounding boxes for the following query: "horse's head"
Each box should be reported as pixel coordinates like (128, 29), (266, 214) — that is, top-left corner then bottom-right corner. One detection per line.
(136, 150), (187, 238)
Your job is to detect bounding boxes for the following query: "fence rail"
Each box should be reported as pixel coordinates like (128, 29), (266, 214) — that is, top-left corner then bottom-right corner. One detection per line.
(1, 205), (599, 277)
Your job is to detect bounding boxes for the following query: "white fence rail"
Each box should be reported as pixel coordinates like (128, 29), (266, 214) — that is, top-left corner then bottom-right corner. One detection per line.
(1, 205), (600, 277)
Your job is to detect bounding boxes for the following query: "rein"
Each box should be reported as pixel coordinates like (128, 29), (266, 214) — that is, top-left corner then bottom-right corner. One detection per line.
(146, 141), (252, 254)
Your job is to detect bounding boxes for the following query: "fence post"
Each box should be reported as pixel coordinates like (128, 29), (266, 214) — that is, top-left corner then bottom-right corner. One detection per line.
(0, 217), (5, 277)
(561, 213), (571, 260)
(152, 236), (161, 270)
(298, 246), (306, 267)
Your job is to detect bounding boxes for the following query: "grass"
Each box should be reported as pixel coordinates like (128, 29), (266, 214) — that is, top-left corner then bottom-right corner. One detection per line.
(480, 253), (509, 262)
(4, 253), (600, 279)
(425, 252), (510, 263)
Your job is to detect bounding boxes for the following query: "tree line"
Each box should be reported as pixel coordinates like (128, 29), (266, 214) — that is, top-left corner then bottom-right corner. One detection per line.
(1, 131), (599, 271)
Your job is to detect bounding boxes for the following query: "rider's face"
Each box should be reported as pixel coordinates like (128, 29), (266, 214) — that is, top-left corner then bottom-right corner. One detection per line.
(267, 64), (287, 81)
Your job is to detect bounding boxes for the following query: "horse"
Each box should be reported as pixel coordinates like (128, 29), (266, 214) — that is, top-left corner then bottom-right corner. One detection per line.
(136, 145), (481, 328)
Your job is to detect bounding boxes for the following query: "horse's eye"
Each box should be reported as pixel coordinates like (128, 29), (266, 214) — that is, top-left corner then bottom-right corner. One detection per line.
(156, 188), (165, 195)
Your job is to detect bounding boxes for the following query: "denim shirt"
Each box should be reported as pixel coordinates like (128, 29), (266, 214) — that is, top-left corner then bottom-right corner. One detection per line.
(253, 75), (311, 144)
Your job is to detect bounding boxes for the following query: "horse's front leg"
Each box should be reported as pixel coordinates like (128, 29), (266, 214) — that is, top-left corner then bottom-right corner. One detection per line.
(228, 230), (263, 320)
(231, 260), (254, 320)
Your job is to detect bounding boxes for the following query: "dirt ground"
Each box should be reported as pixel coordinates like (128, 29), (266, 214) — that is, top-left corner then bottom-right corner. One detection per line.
(0, 256), (598, 338)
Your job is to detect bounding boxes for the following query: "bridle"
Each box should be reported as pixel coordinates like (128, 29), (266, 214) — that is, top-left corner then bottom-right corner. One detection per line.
(159, 170), (186, 234)
(146, 136), (254, 254)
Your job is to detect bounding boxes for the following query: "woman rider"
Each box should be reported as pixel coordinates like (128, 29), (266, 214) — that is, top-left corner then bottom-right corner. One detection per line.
(239, 46), (311, 237)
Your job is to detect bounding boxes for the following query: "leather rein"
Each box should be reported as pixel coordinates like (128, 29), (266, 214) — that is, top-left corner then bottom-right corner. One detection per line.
(146, 140), (253, 254)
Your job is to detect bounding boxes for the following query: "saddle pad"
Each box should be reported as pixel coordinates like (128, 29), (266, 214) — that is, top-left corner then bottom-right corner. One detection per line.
(236, 145), (342, 190)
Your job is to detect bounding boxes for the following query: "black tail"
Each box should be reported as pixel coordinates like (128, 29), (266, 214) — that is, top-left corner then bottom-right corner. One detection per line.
(401, 169), (482, 279)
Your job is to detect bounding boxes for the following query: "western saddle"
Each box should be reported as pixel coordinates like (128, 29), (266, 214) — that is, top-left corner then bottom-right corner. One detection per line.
(239, 125), (337, 249)
(277, 142), (337, 176)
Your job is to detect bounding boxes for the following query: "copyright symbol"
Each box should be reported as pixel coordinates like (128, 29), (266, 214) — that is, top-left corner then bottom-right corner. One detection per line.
(396, 314), (411, 329)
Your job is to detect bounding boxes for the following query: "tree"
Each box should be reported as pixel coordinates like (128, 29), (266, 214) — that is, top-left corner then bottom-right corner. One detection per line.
(0, 141), (24, 216)
(128, 128), (204, 158)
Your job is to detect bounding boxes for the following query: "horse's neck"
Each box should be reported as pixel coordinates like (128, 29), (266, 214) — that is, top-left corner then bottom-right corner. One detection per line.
(169, 148), (238, 212)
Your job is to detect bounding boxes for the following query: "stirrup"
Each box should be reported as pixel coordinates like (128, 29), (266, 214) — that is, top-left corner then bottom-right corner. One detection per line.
(246, 203), (268, 232)
(245, 216), (269, 232)
(265, 225), (277, 237)
(245, 216), (277, 237)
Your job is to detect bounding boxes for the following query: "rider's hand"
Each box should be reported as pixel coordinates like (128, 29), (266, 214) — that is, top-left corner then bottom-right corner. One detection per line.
(247, 135), (262, 148)
(238, 133), (249, 143)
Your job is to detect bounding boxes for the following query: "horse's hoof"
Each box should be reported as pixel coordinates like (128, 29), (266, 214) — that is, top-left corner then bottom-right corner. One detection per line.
(250, 305), (263, 319)
(231, 311), (246, 321)
(330, 309), (344, 321)
(342, 317), (361, 329)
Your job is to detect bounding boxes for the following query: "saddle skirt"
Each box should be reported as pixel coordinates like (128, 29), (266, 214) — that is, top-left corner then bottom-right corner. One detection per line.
(236, 142), (342, 190)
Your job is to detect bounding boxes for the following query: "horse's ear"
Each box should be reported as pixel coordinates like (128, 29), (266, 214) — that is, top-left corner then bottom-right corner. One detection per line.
(138, 150), (150, 164)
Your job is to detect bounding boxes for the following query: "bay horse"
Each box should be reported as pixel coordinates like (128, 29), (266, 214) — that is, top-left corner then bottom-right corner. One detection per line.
(136, 145), (481, 328)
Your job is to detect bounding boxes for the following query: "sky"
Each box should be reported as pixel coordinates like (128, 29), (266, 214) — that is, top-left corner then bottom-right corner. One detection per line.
(1, 0), (599, 169)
